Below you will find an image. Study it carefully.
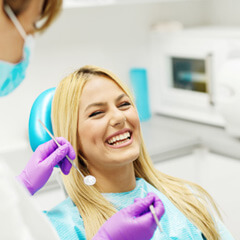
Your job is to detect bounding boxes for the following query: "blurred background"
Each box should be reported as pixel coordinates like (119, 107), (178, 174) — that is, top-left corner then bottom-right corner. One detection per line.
(0, 0), (240, 238)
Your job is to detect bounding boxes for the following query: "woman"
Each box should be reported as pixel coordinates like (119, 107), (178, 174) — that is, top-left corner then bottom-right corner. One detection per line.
(0, 1), (73, 239)
(0, 0), (74, 203)
(46, 65), (235, 240)
(0, 0), (77, 200)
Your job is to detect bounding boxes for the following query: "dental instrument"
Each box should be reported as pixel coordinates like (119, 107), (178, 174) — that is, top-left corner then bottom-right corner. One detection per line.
(149, 204), (163, 233)
(38, 119), (96, 186)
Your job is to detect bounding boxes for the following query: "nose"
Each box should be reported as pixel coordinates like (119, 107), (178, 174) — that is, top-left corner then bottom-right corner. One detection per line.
(109, 108), (126, 128)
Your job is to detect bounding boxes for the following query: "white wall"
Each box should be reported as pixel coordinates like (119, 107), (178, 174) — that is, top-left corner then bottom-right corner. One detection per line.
(209, 0), (240, 25)
(0, 1), (208, 148)
(3, 0), (240, 148)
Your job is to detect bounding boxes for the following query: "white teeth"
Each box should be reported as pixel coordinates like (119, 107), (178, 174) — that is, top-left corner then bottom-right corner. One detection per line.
(108, 132), (131, 145)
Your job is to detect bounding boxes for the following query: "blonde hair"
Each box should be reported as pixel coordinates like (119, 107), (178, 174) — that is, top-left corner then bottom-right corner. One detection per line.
(52, 65), (221, 240)
(4, 0), (62, 32)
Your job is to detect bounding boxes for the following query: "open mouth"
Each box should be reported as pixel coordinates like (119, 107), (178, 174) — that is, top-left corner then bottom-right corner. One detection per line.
(107, 131), (132, 146)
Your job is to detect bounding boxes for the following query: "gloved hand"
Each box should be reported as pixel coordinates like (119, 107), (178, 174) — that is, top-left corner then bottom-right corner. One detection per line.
(93, 192), (165, 240)
(17, 137), (75, 195)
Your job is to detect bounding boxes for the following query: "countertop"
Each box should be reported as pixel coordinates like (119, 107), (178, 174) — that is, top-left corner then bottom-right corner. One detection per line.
(140, 114), (240, 161)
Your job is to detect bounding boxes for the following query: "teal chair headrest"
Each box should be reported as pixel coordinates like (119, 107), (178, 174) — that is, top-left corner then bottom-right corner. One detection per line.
(28, 88), (56, 151)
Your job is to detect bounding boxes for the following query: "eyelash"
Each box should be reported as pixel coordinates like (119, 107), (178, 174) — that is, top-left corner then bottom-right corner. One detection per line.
(119, 101), (131, 107)
(88, 102), (131, 118)
(89, 111), (103, 117)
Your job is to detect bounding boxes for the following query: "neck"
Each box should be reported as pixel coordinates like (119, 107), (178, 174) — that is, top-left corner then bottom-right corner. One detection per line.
(92, 163), (136, 193)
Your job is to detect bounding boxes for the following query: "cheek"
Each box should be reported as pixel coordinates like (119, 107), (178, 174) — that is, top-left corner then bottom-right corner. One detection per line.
(78, 122), (104, 150)
(78, 128), (92, 149)
(128, 109), (140, 128)
(129, 110), (141, 141)
(78, 128), (105, 162)
(78, 132), (93, 161)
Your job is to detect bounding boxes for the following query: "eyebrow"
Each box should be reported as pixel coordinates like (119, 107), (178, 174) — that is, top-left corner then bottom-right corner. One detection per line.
(84, 93), (127, 112)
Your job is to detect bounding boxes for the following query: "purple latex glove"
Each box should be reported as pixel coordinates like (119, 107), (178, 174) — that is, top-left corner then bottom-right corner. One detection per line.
(93, 192), (165, 240)
(17, 137), (75, 195)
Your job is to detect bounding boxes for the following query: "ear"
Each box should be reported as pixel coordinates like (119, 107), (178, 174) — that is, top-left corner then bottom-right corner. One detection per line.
(28, 87), (56, 151)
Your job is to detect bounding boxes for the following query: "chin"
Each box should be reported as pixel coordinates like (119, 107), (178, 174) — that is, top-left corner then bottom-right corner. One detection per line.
(119, 151), (140, 164)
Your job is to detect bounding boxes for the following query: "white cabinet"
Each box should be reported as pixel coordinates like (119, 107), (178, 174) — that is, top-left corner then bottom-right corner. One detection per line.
(154, 150), (240, 239)
(199, 153), (240, 239)
(154, 152), (200, 183)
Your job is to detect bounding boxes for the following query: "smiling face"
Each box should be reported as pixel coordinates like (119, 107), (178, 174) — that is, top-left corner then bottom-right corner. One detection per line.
(77, 75), (141, 175)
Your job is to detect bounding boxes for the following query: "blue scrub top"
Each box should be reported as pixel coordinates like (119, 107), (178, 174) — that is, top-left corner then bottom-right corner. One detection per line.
(44, 178), (235, 240)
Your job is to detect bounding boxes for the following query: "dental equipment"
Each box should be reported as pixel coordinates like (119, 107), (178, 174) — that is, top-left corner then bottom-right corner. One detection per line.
(38, 119), (96, 186)
(149, 204), (163, 233)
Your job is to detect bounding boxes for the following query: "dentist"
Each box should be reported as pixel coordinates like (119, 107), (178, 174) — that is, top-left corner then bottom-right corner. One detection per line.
(0, 1), (164, 239)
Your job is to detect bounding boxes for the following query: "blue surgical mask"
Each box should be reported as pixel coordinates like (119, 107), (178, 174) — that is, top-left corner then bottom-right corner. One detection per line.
(0, 5), (34, 97)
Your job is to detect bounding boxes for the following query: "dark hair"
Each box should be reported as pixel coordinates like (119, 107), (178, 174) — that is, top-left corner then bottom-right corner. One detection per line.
(4, 0), (63, 32)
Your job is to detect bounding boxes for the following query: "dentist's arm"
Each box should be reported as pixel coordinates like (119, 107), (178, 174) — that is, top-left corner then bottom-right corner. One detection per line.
(17, 137), (75, 195)
(93, 192), (165, 240)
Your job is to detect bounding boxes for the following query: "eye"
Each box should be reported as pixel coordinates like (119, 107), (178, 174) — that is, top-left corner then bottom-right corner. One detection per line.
(89, 111), (103, 118)
(119, 101), (131, 108)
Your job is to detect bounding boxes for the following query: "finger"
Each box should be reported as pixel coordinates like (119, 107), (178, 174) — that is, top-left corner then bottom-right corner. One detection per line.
(55, 137), (68, 145)
(37, 137), (75, 160)
(45, 144), (70, 168)
(55, 138), (76, 160)
(134, 197), (151, 216)
(127, 194), (155, 217)
(36, 139), (59, 159)
(147, 193), (165, 220)
(153, 199), (165, 220)
(58, 158), (72, 175)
